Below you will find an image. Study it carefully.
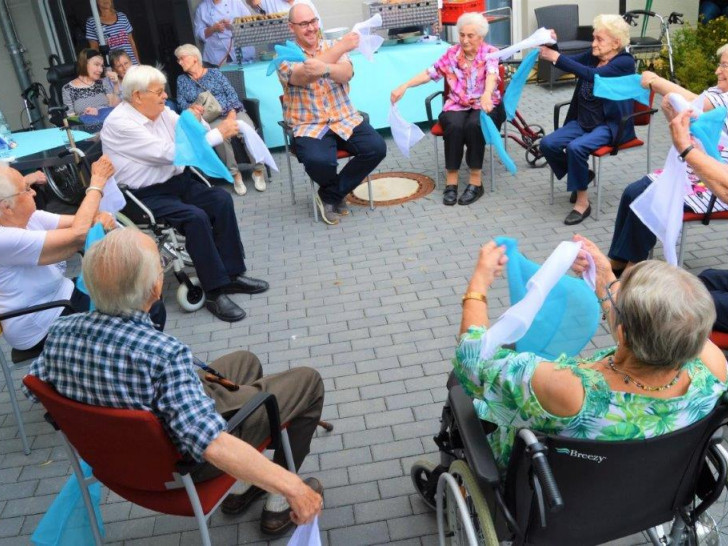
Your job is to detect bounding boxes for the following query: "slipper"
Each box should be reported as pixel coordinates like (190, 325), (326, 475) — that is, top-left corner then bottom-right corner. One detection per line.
(564, 204), (591, 225)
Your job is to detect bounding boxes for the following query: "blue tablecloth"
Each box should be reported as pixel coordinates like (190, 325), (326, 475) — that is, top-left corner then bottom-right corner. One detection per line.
(10, 128), (94, 160)
(223, 41), (450, 148)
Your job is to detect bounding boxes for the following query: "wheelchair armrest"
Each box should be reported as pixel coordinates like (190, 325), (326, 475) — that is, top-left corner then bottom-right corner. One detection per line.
(0, 300), (73, 322)
(448, 385), (501, 487)
(425, 90), (444, 125)
(175, 392), (283, 475)
(576, 25), (593, 41)
(553, 101), (570, 131)
(121, 188), (158, 224)
(610, 107), (658, 156)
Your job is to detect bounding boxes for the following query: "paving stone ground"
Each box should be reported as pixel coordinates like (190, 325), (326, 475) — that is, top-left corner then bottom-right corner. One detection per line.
(2, 82), (728, 545)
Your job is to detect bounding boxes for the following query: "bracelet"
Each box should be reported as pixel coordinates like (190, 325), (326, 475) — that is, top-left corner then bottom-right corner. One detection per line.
(462, 292), (487, 306)
(85, 186), (104, 197)
(678, 144), (695, 162)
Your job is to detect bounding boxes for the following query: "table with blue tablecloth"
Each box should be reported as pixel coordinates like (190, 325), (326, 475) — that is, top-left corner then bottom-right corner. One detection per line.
(10, 128), (94, 161)
(222, 41), (450, 148)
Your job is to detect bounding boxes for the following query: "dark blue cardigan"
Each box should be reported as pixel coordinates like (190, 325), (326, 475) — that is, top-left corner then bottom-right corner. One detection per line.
(555, 49), (636, 144)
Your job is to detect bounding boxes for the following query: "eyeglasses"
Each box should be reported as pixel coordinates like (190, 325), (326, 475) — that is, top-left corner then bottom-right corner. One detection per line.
(141, 88), (166, 97)
(718, 62), (728, 70)
(290, 17), (319, 29)
(1, 184), (34, 201)
(604, 279), (622, 322)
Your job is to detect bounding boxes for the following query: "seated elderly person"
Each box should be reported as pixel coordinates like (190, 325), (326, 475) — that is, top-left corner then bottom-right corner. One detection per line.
(391, 12), (504, 207)
(538, 15), (634, 225)
(101, 65), (268, 323)
(62, 48), (120, 117)
(278, 4), (386, 226)
(24, 228), (324, 536)
(453, 237), (727, 470)
(175, 43), (266, 196)
(109, 48), (133, 83)
(0, 156), (160, 354)
(608, 45), (728, 275)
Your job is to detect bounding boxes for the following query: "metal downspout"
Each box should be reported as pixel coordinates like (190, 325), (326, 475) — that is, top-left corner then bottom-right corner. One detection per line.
(0, 0), (44, 128)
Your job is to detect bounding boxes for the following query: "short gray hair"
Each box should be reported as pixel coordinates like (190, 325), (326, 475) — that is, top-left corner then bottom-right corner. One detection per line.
(617, 261), (715, 369)
(82, 228), (160, 316)
(593, 14), (630, 49)
(121, 65), (167, 102)
(174, 43), (203, 65)
(455, 12), (489, 38)
(0, 167), (21, 211)
(717, 43), (728, 57)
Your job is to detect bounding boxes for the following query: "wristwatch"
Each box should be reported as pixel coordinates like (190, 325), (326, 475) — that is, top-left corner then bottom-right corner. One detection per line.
(322, 65), (330, 78)
(678, 144), (694, 162)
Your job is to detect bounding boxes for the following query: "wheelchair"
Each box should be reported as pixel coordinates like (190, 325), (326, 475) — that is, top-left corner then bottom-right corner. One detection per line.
(114, 168), (214, 313)
(412, 384), (728, 545)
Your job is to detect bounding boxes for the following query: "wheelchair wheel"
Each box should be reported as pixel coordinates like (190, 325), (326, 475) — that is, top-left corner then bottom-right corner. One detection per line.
(527, 124), (545, 138)
(445, 460), (498, 545)
(44, 164), (86, 205)
(411, 459), (439, 511)
(177, 277), (205, 312)
(525, 140), (548, 168)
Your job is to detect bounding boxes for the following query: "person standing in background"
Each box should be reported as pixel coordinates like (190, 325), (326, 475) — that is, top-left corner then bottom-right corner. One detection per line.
(86, 0), (140, 65)
(194, 0), (263, 66)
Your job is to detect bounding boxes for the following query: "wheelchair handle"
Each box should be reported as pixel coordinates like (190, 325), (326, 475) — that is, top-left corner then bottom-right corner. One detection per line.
(668, 12), (683, 25)
(624, 9), (657, 18)
(519, 429), (564, 513)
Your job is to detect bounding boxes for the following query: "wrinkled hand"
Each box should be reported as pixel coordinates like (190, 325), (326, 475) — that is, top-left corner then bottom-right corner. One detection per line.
(23, 170), (47, 186)
(217, 116), (240, 139)
(669, 108), (696, 152)
(571, 235), (610, 278)
(94, 211), (117, 231)
(188, 103), (204, 121)
(390, 85), (406, 104)
(84, 106), (99, 116)
(539, 45), (558, 63)
(89, 155), (114, 188)
(480, 94), (494, 113)
(470, 241), (508, 292)
(106, 69), (119, 84)
(287, 478), (323, 526)
(302, 58), (327, 79)
(340, 31), (360, 51)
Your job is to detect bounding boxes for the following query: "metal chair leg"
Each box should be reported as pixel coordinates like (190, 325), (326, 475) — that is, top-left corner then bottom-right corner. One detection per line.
(1, 354), (30, 455)
(489, 145), (495, 193)
(595, 156), (601, 221)
(310, 179), (318, 222)
(549, 170), (554, 205)
(367, 175), (374, 210)
(678, 222), (688, 266)
(433, 135), (440, 189)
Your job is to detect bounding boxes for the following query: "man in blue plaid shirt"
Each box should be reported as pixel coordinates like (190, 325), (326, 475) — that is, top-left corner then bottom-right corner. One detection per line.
(24, 228), (324, 536)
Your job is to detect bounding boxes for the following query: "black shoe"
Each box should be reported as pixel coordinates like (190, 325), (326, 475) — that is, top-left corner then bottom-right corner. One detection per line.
(443, 185), (458, 206)
(205, 294), (246, 322)
(564, 204), (592, 225)
(221, 486), (266, 515)
(458, 184), (484, 206)
(224, 275), (270, 295)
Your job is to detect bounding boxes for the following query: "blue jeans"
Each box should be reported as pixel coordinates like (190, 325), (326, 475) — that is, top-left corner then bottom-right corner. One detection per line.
(294, 121), (387, 205)
(540, 120), (612, 192)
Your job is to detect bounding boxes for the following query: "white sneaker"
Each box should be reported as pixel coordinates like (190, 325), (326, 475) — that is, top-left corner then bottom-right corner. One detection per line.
(233, 174), (247, 196)
(252, 170), (266, 192)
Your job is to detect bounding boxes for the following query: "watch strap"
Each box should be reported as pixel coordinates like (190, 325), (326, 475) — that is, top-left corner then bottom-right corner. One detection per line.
(678, 144), (694, 162)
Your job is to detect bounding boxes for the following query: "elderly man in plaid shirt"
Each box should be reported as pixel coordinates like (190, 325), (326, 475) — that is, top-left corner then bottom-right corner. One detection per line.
(24, 229), (325, 536)
(278, 4), (387, 225)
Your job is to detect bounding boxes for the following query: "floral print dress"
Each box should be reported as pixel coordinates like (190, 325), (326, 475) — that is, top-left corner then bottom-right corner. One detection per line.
(453, 326), (728, 469)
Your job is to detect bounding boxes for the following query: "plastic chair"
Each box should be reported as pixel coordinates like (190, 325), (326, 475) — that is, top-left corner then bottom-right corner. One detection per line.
(426, 384), (728, 545)
(710, 329), (728, 350)
(278, 97), (374, 222)
(0, 300), (72, 455)
(549, 94), (657, 220)
(22, 374), (297, 546)
(424, 65), (507, 191)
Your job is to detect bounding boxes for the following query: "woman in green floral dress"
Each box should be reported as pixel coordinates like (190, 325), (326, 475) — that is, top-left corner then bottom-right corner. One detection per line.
(455, 236), (728, 469)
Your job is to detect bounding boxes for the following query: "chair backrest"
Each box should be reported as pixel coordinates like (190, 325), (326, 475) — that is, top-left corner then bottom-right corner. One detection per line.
(23, 375), (185, 492)
(504, 394), (728, 545)
(45, 54), (77, 109)
(534, 4), (580, 43)
(634, 89), (655, 126)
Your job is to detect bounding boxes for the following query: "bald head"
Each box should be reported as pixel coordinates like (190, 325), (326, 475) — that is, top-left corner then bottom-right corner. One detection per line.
(289, 3), (314, 22)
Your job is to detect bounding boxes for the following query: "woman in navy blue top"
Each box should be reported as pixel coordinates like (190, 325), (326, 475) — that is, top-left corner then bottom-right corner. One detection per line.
(539, 14), (635, 226)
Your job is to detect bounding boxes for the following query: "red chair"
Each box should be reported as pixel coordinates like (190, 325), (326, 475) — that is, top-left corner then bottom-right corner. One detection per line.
(549, 92), (658, 220)
(22, 375), (295, 546)
(425, 65), (507, 191)
(710, 330), (728, 350)
(678, 193), (728, 266)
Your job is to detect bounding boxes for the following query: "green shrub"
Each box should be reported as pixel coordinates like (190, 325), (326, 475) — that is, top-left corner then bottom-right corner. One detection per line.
(658, 17), (728, 92)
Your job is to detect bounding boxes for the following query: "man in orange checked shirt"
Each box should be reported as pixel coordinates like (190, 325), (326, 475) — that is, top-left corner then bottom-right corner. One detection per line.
(277, 4), (387, 225)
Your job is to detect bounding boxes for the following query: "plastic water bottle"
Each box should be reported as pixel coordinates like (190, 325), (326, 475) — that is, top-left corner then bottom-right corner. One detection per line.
(0, 111), (13, 159)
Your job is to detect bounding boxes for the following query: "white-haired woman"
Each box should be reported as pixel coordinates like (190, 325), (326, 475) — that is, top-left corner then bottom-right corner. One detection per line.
(175, 43), (266, 196)
(539, 14), (635, 225)
(391, 12), (504, 207)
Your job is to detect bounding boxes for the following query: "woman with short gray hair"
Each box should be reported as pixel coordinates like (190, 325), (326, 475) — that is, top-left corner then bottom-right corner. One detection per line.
(451, 235), (727, 470)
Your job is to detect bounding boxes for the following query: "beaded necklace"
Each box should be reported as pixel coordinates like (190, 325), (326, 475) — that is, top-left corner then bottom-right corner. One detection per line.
(606, 356), (682, 392)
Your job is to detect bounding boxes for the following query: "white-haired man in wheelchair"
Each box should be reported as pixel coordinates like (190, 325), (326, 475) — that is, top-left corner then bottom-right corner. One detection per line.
(101, 64), (268, 323)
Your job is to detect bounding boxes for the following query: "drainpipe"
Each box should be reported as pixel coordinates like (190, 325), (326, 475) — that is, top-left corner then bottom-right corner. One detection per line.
(0, 0), (44, 128)
(89, 0), (107, 58)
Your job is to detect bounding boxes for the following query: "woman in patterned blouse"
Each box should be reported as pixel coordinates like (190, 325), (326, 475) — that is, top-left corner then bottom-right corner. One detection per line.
(391, 12), (504, 207)
(175, 43), (266, 197)
(61, 48), (120, 118)
(454, 237), (727, 469)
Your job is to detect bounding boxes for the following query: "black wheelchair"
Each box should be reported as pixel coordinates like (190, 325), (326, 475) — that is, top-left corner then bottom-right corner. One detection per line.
(412, 384), (728, 545)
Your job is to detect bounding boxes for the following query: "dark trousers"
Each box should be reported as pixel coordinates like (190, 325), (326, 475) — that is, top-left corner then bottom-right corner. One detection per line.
(540, 120), (613, 191)
(608, 175), (663, 263)
(131, 172), (246, 292)
(197, 351), (324, 478)
(438, 103), (505, 172)
(294, 121), (387, 205)
(699, 269), (728, 332)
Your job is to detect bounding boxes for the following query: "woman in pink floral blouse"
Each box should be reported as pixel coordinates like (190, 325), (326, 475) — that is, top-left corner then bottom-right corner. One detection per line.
(391, 12), (504, 206)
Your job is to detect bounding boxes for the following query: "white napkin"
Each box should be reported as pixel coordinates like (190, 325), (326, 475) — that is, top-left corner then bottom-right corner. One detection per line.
(388, 104), (425, 157)
(479, 241), (584, 360)
(486, 27), (555, 62)
(236, 121), (279, 172)
(287, 516), (322, 546)
(99, 176), (126, 214)
(353, 13), (384, 62)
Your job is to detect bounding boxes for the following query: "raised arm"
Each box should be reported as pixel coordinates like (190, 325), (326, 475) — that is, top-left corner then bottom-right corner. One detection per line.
(459, 241), (508, 335)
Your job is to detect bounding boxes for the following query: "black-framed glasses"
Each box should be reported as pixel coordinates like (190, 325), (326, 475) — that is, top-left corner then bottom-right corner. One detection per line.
(290, 17), (319, 29)
(604, 279), (622, 322)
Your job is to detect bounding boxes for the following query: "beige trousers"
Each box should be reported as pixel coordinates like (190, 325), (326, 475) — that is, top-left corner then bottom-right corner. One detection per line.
(210, 111), (265, 176)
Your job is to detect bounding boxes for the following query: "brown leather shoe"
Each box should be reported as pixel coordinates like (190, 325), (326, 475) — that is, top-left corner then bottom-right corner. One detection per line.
(221, 485), (265, 515)
(260, 477), (324, 536)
